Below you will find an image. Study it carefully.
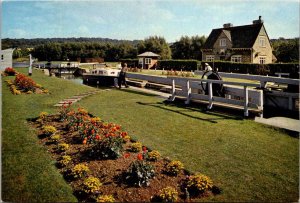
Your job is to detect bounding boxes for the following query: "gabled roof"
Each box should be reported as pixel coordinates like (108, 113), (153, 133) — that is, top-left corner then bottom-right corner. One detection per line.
(137, 51), (160, 57)
(202, 23), (264, 49)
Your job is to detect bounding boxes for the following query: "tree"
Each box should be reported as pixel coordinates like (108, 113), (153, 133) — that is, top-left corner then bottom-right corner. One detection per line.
(272, 38), (299, 63)
(138, 36), (171, 59)
(171, 35), (206, 60)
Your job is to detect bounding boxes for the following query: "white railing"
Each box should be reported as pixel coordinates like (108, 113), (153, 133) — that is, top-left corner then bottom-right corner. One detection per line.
(127, 73), (264, 117)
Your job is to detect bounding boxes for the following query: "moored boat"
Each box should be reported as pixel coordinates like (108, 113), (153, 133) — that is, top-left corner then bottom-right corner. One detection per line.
(82, 67), (121, 87)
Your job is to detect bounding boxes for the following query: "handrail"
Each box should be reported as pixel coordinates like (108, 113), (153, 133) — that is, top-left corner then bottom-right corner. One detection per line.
(195, 71), (299, 86)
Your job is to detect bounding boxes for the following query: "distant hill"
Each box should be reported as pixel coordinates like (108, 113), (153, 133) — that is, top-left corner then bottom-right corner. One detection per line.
(2, 37), (142, 49)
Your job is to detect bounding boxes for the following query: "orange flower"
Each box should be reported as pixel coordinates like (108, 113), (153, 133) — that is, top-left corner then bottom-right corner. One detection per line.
(124, 153), (130, 158)
(91, 129), (95, 134)
(137, 153), (143, 161)
(83, 138), (87, 144)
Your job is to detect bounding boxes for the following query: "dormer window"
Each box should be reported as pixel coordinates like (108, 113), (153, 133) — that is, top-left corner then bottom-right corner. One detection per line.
(259, 37), (266, 47)
(220, 39), (226, 47)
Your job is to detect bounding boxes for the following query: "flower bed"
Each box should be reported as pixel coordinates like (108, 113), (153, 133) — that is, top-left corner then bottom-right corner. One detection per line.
(4, 73), (49, 95)
(2, 67), (17, 76)
(30, 104), (220, 202)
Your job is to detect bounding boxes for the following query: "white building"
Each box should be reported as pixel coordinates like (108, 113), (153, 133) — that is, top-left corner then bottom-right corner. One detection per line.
(0, 48), (14, 71)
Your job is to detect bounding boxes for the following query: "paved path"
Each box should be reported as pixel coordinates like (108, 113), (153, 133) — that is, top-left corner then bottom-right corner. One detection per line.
(255, 116), (300, 132)
(127, 86), (171, 99)
(54, 89), (110, 107)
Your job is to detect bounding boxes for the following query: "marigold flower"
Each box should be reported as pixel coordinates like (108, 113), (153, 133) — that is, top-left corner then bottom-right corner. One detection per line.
(124, 153), (130, 158)
(137, 153), (143, 161)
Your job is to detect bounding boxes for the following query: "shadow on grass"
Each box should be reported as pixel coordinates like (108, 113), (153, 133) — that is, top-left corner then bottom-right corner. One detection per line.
(136, 100), (243, 123)
(119, 88), (159, 97)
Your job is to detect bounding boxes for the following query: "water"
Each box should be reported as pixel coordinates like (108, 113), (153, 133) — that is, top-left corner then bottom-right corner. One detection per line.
(59, 74), (83, 85)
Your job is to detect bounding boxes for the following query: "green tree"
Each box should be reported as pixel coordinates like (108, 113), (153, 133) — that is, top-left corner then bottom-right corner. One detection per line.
(171, 35), (206, 60)
(138, 36), (171, 59)
(272, 38), (299, 63)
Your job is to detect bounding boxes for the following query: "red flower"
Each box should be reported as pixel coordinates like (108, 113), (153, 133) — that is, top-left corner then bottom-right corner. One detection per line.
(124, 153), (130, 158)
(137, 153), (143, 161)
(142, 146), (147, 152)
(91, 129), (95, 134)
(95, 135), (100, 140)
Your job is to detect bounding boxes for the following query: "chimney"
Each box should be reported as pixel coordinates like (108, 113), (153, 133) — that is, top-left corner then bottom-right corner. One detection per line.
(223, 23), (233, 28)
(253, 16), (264, 24)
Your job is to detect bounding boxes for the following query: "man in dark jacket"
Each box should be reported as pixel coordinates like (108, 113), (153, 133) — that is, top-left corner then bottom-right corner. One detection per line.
(118, 62), (129, 89)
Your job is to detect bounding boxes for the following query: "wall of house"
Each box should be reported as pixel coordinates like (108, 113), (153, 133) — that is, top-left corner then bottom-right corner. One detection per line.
(213, 31), (233, 53)
(252, 26), (273, 64)
(0, 49), (14, 71)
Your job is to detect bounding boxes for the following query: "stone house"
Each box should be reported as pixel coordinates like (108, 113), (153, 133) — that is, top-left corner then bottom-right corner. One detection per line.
(137, 51), (160, 69)
(201, 16), (275, 64)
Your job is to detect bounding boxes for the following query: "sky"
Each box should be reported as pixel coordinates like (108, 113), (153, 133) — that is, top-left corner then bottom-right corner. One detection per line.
(1, 0), (299, 42)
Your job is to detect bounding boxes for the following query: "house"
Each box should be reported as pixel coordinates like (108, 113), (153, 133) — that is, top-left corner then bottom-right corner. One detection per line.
(0, 48), (14, 71)
(201, 16), (275, 64)
(137, 51), (160, 69)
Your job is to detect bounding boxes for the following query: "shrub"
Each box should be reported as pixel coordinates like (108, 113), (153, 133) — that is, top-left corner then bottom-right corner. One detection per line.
(4, 67), (16, 76)
(147, 150), (161, 161)
(71, 164), (90, 179)
(158, 186), (178, 202)
(90, 136), (123, 159)
(14, 73), (36, 92)
(125, 156), (155, 187)
(42, 125), (57, 136)
(186, 174), (213, 195)
(165, 161), (184, 176)
(82, 177), (102, 194)
(123, 135), (131, 143)
(57, 143), (69, 152)
(129, 142), (142, 152)
(96, 195), (115, 202)
(39, 111), (48, 120)
(50, 134), (60, 143)
(58, 155), (72, 167)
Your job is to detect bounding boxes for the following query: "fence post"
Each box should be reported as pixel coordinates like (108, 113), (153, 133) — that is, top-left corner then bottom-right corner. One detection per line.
(244, 85), (249, 117)
(168, 79), (176, 101)
(288, 96), (293, 110)
(207, 82), (213, 109)
(258, 89), (264, 117)
(185, 80), (191, 105)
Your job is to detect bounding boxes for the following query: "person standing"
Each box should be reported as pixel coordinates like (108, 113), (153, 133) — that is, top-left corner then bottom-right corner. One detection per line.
(118, 62), (129, 89)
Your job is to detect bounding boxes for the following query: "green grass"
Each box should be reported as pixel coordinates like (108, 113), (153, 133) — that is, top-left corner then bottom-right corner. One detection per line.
(1, 68), (94, 202)
(78, 88), (299, 202)
(2, 68), (298, 202)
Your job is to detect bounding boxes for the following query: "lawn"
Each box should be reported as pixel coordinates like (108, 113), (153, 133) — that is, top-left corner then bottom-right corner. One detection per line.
(1, 68), (298, 202)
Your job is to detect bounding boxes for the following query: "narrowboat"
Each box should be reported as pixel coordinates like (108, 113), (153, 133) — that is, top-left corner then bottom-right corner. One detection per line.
(82, 67), (121, 87)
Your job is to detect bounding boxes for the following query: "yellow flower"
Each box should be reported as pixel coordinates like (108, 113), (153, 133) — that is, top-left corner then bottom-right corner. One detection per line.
(148, 150), (161, 161)
(159, 187), (178, 202)
(166, 161), (184, 176)
(187, 174), (213, 193)
(58, 155), (72, 167)
(71, 164), (90, 179)
(82, 177), (102, 194)
(97, 195), (115, 202)
(130, 142), (142, 152)
(42, 125), (57, 135)
(57, 143), (69, 152)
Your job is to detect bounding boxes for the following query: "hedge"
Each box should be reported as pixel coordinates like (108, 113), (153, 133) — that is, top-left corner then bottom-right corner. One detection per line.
(157, 60), (200, 71)
(120, 58), (299, 78)
(202, 61), (299, 77)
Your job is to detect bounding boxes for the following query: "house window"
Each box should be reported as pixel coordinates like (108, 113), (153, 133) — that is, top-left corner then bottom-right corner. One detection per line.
(231, 55), (242, 63)
(220, 39), (226, 47)
(1, 55), (3, 61)
(206, 55), (214, 61)
(259, 37), (266, 47)
(259, 57), (266, 64)
(145, 58), (151, 64)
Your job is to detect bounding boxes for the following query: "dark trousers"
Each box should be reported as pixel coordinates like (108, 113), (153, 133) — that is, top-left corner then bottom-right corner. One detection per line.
(118, 72), (128, 88)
